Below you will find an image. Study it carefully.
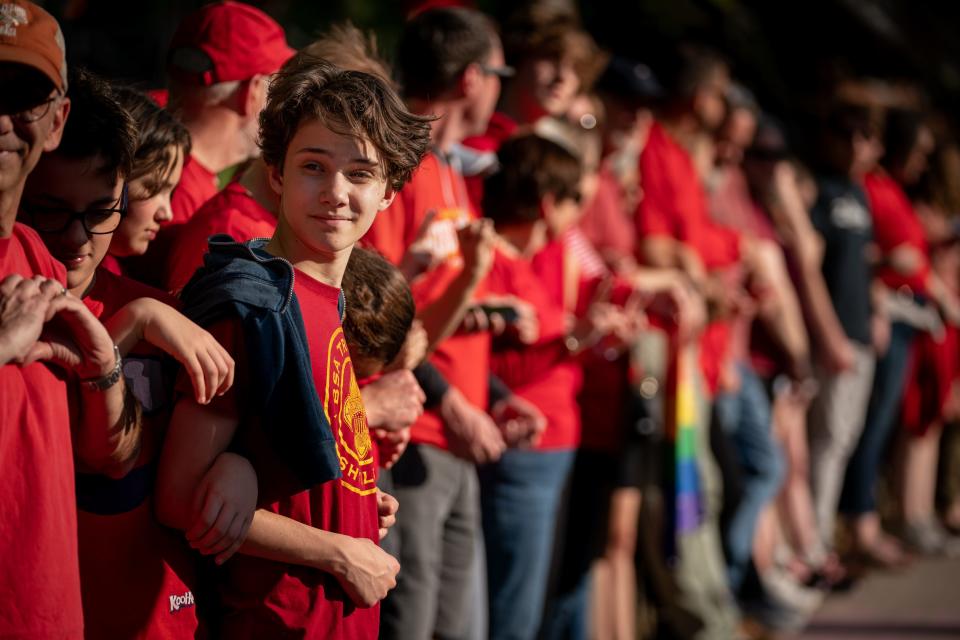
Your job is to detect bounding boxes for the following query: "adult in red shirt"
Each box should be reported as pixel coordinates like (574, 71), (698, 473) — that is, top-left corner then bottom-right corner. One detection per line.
(634, 46), (741, 635)
(850, 111), (960, 558)
(165, 163), (277, 291)
(125, 1), (293, 286)
(461, 17), (601, 212)
(367, 9), (516, 640)
(0, 6), (139, 637)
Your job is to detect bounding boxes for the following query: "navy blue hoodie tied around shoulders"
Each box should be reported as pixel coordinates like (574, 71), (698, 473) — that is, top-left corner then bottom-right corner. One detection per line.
(178, 234), (343, 491)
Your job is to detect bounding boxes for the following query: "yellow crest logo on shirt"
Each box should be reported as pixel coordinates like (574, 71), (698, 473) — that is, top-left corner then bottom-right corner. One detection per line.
(324, 327), (377, 496)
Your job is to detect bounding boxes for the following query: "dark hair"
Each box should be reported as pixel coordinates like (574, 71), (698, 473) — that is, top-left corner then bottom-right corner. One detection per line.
(662, 44), (728, 100)
(823, 103), (877, 140)
(259, 53), (433, 191)
(483, 133), (582, 226)
(55, 67), (137, 179)
(883, 109), (926, 171)
(503, 15), (604, 90)
(113, 86), (192, 198)
(342, 247), (415, 367)
(396, 7), (496, 100)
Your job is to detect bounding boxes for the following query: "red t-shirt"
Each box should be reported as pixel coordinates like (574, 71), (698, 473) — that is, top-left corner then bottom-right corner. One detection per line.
(864, 171), (931, 295)
(487, 246), (580, 450)
(580, 168), (637, 262)
(215, 269), (379, 639)
(0, 223), (83, 639)
(116, 155), (222, 289)
(171, 155), (219, 227)
(166, 182), (277, 291)
(363, 151), (490, 450)
(78, 268), (201, 639)
(637, 122), (740, 393)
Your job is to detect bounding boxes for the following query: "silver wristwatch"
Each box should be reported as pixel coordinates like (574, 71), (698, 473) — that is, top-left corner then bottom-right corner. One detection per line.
(81, 344), (123, 392)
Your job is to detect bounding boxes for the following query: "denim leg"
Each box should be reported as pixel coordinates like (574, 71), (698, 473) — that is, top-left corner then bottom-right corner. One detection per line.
(539, 573), (591, 640)
(717, 363), (785, 591)
(479, 448), (576, 640)
(841, 322), (915, 516)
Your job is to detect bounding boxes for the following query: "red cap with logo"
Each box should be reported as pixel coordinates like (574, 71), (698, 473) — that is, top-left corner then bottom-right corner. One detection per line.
(168, 1), (293, 86)
(0, 0), (67, 91)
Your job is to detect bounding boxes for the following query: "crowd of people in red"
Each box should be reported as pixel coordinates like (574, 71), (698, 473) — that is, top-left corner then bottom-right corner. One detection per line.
(3, 0), (960, 638)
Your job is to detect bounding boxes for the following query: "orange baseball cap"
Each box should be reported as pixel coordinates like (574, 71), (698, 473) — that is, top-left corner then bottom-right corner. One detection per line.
(0, 0), (67, 91)
(168, 1), (293, 86)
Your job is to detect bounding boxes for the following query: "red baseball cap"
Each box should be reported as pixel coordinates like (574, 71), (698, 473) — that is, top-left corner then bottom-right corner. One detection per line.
(0, 0), (67, 91)
(168, 1), (293, 86)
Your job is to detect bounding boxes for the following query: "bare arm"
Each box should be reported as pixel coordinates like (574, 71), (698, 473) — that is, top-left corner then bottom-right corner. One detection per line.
(103, 297), (235, 404)
(42, 294), (139, 478)
(156, 397), (399, 606)
(417, 220), (495, 352)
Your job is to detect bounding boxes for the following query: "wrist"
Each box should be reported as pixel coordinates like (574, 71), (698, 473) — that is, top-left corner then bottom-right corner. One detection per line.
(316, 531), (352, 575)
(80, 344), (123, 391)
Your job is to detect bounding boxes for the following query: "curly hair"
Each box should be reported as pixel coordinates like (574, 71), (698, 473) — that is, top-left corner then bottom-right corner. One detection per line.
(342, 247), (415, 369)
(258, 53), (433, 191)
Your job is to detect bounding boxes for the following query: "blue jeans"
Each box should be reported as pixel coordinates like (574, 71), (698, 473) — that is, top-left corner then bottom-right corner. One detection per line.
(714, 362), (785, 592)
(841, 322), (915, 515)
(479, 448), (576, 640)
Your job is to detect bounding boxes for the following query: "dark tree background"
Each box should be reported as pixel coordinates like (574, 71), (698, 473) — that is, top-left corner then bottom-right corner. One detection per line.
(43, 0), (960, 149)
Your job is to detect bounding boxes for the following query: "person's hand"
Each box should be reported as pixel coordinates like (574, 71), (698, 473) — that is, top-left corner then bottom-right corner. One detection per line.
(440, 386), (506, 464)
(871, 314), (891, 357)
(399, 210), (444, 280)
(376, 490), (399, 541)
(491, 393), (547, 448)
(185, 452), (257, 565)
(940, 291), (960, 328)
(458, 218), (496, 284)
(386, 321), (429, 371)
(820, 335), (856, 374)
(330, 536), (400, 608)
(480, 295), (540, 344)
(374, 426), (411, 469)
(361, 370), (426, 431)
(139, 301), (235, 404)
(670, 281), (707, 343)
(0, 275), (63, 365)
(25, 290), (117, 379)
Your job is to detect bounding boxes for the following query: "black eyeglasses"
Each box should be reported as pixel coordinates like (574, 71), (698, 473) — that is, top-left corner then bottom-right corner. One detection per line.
(0, 94), (60, 125)
(24, 185), (129, 235)
(479, 63), (515, 79)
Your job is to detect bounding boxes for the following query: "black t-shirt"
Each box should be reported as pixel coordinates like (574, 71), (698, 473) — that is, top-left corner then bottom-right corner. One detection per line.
(811, 177), (874, 345)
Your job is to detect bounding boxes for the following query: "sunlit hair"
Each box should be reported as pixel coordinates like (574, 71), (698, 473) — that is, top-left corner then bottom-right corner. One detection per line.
(503, 13), (604, 90)
(302, 22), (393, 86)
(114, 86), (192, 198)
(258, 53), (433, 191)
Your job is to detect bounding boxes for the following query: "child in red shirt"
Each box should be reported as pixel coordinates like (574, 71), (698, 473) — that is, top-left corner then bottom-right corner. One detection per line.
(155, 54), (432, 639)
(20, 66), (249, 639)
(105, 86), (190, 279)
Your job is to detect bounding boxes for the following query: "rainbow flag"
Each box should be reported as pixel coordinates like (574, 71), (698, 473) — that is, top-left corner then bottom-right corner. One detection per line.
(663, 344), (704, 545)
(673, 348), (703, 535)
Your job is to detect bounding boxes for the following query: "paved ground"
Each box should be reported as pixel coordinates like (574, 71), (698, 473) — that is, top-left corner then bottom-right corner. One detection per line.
(798, 557), (960, 639)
